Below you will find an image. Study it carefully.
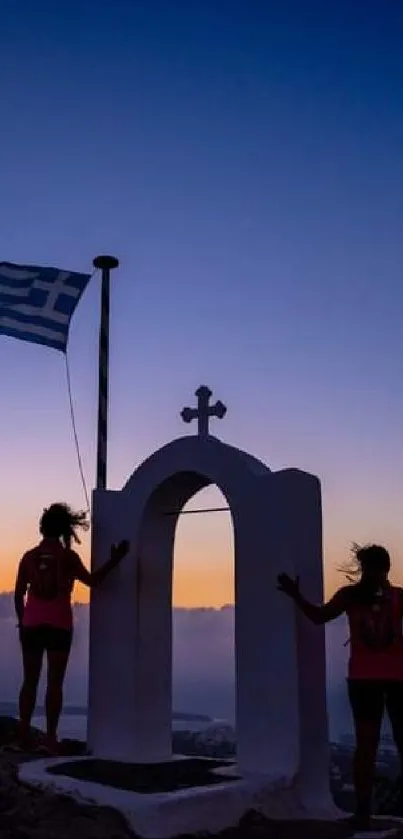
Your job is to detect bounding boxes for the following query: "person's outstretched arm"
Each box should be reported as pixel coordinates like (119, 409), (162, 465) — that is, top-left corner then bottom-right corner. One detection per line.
(72, 540), (130, 589)
(277, 573), (350, 624)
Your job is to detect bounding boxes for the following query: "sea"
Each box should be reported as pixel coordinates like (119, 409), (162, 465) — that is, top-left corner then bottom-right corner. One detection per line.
(32, 714), (217, 741)
(0, 702), (216, 742)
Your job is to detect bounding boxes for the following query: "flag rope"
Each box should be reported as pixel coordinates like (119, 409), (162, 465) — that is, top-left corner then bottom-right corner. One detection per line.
(62, 265), (99, 514)
(65, 350), (91, 513)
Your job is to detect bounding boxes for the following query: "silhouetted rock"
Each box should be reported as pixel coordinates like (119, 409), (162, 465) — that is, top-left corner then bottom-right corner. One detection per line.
(0, 715), (42, 748)
(0, 715), (87, 757)
(0, 752), (135, 839)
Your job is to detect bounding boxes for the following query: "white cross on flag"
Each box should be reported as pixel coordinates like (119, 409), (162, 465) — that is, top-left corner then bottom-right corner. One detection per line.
(0, 262), (91, 352)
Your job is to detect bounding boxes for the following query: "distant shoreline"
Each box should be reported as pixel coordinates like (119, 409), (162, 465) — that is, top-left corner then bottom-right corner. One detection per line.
(0, 702), (212, 723)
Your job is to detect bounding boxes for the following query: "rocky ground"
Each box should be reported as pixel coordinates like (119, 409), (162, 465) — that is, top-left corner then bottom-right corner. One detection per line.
(0, 753), (135, 839)
(1, 717), (403, 839)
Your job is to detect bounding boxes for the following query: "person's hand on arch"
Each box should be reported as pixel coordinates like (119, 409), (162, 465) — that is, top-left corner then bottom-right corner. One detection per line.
(73, 539), (130, 588)
(110, 539), (130, 567)
(277, 573), (300, 599)
(277, 570), (350, 625)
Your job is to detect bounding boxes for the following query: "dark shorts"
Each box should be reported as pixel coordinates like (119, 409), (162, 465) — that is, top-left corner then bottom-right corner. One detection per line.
(348, 678), (403, 725)
(20, 624), (73, 654)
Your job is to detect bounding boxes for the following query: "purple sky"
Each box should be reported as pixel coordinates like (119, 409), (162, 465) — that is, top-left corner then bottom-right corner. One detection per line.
(1, 1), (403, 603)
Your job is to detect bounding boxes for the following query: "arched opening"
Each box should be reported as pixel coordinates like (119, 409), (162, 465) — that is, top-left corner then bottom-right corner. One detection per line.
(132, 469), (236, 762)
(172, 484), (235, 758)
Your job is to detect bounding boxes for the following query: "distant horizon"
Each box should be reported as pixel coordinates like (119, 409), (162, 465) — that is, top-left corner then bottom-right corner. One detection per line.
(0, 700), (213, 722)
(0, 588), (236, 608)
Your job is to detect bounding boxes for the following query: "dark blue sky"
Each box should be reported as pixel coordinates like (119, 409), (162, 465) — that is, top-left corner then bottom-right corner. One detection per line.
(1, 1), (402, 602)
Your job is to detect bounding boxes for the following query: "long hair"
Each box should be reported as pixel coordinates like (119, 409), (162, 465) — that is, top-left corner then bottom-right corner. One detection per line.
(40, 503), (89, 550)
(339, 543), (391, 599)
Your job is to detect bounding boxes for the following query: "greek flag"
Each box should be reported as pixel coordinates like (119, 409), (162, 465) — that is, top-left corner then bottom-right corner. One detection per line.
(0, 262), (91, 352)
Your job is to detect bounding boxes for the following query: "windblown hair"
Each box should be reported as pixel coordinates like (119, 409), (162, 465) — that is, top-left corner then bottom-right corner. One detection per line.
(340, 542), (391, 584)
(40, 503), (89, 550)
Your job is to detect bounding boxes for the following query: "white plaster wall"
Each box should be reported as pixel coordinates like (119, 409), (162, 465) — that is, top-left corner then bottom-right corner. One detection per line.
(87, 434), (328, 800)
(290, 470), (334, 813)
(234, 472), (300, 777)
(87, 489), (141, 757)
(19, 757), (347, 839)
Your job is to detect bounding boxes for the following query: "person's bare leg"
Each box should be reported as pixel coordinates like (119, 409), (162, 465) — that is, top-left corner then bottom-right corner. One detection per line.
(351, 718), (382, 827)
(45, 649), (70, 752)
(385, 682), (403, 796)
(19, 646), (43, 746)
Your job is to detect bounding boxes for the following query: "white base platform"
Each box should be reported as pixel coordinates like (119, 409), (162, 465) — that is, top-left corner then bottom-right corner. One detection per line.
(19, 756), (346, 838)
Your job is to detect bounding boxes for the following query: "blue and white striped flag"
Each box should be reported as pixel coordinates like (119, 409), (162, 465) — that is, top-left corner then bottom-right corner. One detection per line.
(0, 262), (91, 352)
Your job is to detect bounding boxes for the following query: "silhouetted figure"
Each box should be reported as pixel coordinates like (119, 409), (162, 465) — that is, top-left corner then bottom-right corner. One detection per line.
(278, 544), (403, 830)
(12, 503), (129, 754)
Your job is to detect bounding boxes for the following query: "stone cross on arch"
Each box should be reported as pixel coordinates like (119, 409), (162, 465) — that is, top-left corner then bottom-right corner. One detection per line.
(180, 385), (227, 436)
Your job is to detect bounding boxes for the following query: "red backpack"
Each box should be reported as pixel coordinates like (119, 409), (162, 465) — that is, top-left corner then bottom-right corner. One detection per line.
(27, 548), (63, 601)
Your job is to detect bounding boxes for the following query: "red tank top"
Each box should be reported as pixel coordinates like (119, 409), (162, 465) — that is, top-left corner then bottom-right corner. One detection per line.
(22, 539), (76, 630)
(347, 585), (403, 680)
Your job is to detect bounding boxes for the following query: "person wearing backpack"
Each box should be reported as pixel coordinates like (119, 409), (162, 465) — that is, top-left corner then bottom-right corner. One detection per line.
(277, 544), (403, 830)
(12, 502), (130, 755)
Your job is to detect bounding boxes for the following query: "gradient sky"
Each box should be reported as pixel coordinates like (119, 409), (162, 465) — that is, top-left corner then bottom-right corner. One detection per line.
(1, 1), (402, 605)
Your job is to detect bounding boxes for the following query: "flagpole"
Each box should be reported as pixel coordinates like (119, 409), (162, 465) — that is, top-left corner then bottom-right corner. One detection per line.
(93, 254), (119, 491)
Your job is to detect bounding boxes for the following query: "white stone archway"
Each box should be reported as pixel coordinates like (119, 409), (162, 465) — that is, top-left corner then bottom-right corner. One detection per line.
(86, 390), (333, 814)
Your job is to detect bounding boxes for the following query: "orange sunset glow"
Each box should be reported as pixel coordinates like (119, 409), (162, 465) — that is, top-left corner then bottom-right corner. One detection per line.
(2, 480), (401, 608)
